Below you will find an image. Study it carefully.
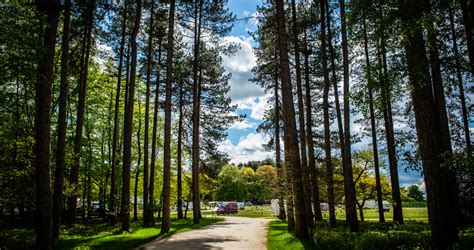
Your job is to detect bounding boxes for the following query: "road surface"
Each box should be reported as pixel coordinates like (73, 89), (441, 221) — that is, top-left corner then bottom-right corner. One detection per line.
(137, 216), (271, 249)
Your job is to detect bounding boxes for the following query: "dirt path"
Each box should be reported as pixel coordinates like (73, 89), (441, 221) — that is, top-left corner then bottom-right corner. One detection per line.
(137, 216), (271, 249)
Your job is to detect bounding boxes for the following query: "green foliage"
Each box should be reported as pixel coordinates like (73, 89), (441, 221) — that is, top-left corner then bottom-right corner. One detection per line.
(406, 185), (425, 202)
(214, 164), (276, 203)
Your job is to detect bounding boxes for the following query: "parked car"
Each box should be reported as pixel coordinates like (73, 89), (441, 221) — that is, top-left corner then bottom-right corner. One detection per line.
(216, 202), (238, 215)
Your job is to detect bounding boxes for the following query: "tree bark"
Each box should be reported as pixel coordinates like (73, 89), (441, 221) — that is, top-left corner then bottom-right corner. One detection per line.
(339, 0), (359, 232)
(362, 15), (385, 223)
(274, 54), (286, 221)
(326, 1), (347, 212)
(109, 1), (128, 225)
(377, 6), (403, 224)
(192, 0), (204, 225)
(177, 80), (184, 220)
(149, 41), (162, 225)
(161, 0), (176, 233)
(34, 0), (60, 248)
(121, 0), (142, 232)
(319, 0), (336, 228)
(134, 100), (142, 222)
(460, 0), (474, 73)
(274, 0), (309, 239)
(143, 2), (155, 226)
(303, 30), (322, 222)
(290, 0), (313, 229)
(67, 1), (94, 225)
(398, 0), (459, 247)
(52, 0), (71, 240)
(448, 2), (471, 153)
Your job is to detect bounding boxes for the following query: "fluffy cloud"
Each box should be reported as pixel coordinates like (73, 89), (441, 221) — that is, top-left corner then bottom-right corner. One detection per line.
(233, 94), (272, 121)
(221, 36), (264, 101)
(218, 133), (273, 164)
(229, 119), (257, 130)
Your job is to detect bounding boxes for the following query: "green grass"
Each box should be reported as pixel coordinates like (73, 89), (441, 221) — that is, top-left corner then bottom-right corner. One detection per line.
(0, 217), (222, 250)
(267, 219), (474, 249)
(224, 205), (274, 218)
(267, 219), (315, 250)
(359, 207), (428, 222)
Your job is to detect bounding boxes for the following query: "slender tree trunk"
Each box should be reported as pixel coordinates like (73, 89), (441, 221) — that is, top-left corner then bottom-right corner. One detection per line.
(320, 0), (336, 227)
(339, 0), (359, 232)
(192, 0), (204, 225)
(134, 100), (142, 222)
(448, 2), (471, 153)
(68, 1), (94, 225)
(460, 0), (474, 73)
(274, 55), (286, 221)
(34, 1), (59, 248)
(377, 6), (403, 224)
(109, 3), (127, 225)
(121, 0), (142, 232)
(362, 15), (384, 223)
(398, 0), (459, 247)
(290, 0), (313, 229)
(86, 171), (92, 220)
(326, 0), (347, 211)
(149, 41), (162, 225)
(177, 81), (184, 220)
(274, 0), (309, 239)
(161, 0), (176, 233)
(143, 2), (155, 226)
(52, 0), (71, 240)
(303, 31), (322, 222)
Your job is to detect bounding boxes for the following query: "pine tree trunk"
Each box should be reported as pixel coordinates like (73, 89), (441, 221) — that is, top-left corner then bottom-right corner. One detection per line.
(274, 55), (286, 221)
(149, 41), (162, 225)
(460, 0), (474, 73)
(274, 0), (309, 239)
(448, 2), (471, 154)
(68, 1), (94, 225)
(143, 2), (155, 226)
(177, 81), (184, 220)
(290, 0), (313, 230)
(109, 2), (127, 225)
(339, 0), (359, 232)
(52, 0), (71, 240)
(319, 0), (336, 228)
(161, 0), (176, 233)
(34, 1), (60, 248)
(121, 0), (142, 232)
(377, 9), (403, 223)
(362, 15), (385, 223)
(303, 31), (322, 222)
(192, 0), (204, 225)
(326, 1), (347, 210)
(134, 101), (142, 222)
(398, 0), (459, 247)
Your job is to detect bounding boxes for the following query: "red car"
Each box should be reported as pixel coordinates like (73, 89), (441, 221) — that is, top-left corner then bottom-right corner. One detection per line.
(216, 202), (238, 215)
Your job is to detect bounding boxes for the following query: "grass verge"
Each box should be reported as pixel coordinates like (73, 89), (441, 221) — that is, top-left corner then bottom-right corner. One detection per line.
(0, 217), (222, 250)
(267, 219), (474, 250)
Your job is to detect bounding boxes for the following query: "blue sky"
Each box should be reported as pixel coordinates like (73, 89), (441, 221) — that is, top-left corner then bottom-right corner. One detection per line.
(218, 0), (424, 188)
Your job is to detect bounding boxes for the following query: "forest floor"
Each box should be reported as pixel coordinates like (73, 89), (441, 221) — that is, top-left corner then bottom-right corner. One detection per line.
(137, 216), (271, 249)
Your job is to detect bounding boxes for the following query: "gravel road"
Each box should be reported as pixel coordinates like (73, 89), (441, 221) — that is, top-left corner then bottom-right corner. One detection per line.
(137, 216), (271, 249)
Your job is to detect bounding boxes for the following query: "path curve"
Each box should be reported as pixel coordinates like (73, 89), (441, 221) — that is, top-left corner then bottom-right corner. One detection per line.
(137, 216), (271, 249)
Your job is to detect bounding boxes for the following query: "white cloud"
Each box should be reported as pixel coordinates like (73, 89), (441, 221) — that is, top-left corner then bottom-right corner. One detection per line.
(233, 94), (272, 121)
(229, 119), (257, 130)
(243, 10), (250, 17)
(219, 133), (273, 164)
(221, 35), (265, 102)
